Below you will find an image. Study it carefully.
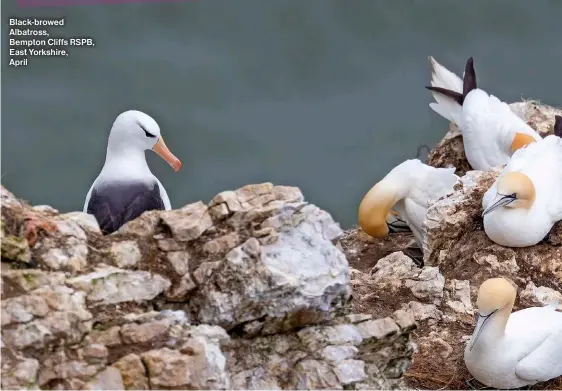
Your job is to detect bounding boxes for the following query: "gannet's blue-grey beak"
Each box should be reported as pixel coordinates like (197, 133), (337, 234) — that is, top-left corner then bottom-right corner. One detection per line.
(469, 310), (497, 351)
(482, 194), (516, 216)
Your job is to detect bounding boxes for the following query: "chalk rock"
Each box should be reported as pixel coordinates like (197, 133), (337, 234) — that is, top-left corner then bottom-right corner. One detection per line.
(519, 281), (562, 311)
(227, 310), (415, 390)
(444, 279), (473, 315)
(111, 240), (141, 268)
(1, 357), (40, 390)
(191, 198), (350, 333)
(66, 267), (171, 306)
(112, 354), (149, 390)
(401, 301), (443, 322)
(82, 367), (124, 390)
(0, 183), (418, 389)
(369, 252), (444, 304)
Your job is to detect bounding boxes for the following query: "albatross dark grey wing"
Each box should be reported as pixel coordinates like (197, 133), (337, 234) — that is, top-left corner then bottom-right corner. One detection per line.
(86, 182), (166, 235)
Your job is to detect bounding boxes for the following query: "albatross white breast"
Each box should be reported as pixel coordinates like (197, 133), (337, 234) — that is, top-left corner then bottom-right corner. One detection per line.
(426, 56), (542, 171)
(84, 110), (182, 234)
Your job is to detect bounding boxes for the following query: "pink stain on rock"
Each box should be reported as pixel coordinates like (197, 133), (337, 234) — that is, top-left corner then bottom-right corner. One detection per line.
(19, 0), (194, 6)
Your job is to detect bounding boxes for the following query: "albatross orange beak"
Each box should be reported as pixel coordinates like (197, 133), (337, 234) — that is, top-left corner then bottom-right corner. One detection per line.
(153, 136), (182, 172)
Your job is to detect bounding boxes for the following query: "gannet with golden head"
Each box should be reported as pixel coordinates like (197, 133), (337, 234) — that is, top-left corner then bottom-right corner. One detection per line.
(426, 56), (542, 171)
(358, 159), (458, 247)
(385, 209), (412, 233)
(84, 110), (182, 235)
(482, 117), (562, 247)
(465, 278), (562, 389)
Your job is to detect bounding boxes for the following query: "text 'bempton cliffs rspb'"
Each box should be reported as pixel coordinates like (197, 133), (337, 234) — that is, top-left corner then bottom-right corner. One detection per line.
(7, 17), (96, 68)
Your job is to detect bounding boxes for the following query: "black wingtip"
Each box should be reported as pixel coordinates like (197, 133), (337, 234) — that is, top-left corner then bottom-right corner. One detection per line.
(426, 86), (464, 105)
(554, 115), (562, 138)
(463, 57), (477, 98)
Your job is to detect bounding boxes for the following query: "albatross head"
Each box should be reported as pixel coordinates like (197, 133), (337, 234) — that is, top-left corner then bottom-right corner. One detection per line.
(482, 172), (535, 216)
(469, 278), (516, 351)
(108, 110), (182, 172)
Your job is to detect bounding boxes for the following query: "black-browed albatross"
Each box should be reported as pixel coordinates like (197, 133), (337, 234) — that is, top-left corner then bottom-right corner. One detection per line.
(84, 110), (181, 234)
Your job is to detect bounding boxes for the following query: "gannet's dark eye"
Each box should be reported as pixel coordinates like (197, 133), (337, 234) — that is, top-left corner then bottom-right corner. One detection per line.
(139, 123), (156, 138)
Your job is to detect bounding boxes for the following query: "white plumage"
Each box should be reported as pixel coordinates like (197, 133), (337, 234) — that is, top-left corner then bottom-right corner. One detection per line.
(482, 134), (562, 247)
(358, 159), (458, 247)
(428, 56), (463, 124)
(427, 56), (542, 171)
(465, 278), (562, 389)
(393, 161), (458, 246)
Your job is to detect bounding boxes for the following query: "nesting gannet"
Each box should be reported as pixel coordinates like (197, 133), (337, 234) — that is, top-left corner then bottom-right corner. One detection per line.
(358, 159), (458, 247)
(386, 209), (412, 233)
(84, 110), (182, 234)
(482, 118), (562, 247)
(465, 278), (562, 389)
(426, 56), (542, 171)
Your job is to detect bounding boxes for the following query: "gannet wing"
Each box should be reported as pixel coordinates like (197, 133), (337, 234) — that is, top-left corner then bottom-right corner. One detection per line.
(407, 166), (458, 208)
(461, 93), (540, 169)
(429, 56), (463, 93)
(515, 327), (562, 382)
(403, 165), (458, 245)
(510, 135), (562, 222)
(486, 95), (542, 145)
(427, 56), (464, 125)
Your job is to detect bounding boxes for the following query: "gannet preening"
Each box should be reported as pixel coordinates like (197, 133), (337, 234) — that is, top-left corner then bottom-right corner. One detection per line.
(386, 209), (412, 233)
(426, 56), (542, 171)
(481, 122), (562, 247)
(358, 159), (458, 247)
(84, 110), (182, 235)
(465, 278), (562, 389)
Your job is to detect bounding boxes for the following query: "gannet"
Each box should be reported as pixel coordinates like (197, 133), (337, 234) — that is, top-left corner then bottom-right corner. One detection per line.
(358, 159), (458, 247)
(386, 210), (412, 233)
(84, 110), (182, 234)
(482, 117), (562, 247)
(426, 56), (542, 171)
(465, 278), (562, 389)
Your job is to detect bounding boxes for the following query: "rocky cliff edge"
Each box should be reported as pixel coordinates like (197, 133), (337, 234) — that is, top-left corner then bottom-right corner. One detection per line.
(1, 183), (415, 390)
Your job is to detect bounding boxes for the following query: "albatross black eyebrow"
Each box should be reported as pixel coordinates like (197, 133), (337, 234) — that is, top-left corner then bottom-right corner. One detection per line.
(138, 122), (156, 138)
